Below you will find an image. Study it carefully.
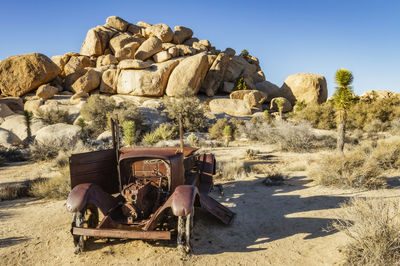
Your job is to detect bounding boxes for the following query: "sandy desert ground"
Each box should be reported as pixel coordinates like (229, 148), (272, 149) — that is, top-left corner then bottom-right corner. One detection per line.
(1, 143), (400, 266)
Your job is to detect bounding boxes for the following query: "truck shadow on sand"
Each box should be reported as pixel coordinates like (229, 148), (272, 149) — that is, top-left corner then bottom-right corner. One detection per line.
(191, 175), (350, 255)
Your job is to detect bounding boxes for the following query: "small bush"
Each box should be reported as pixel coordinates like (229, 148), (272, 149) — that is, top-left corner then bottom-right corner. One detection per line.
(233, 76), (248, 91)
(29, 167), (70, 199)
(239, 120), (334, 152)
(187, 133), (199, 147)
(30, 141), (60, 161)
(164, 96), (207, 133)
(209, 118), (242, 140)
(333, 197), (400, 265)
(218, 161), (249, 180)
(245, 149), (259, 160)
(370, 137), (400, 170)
(0, 148), (27, 163)
(290, 102), (336, 130)
(390, 118), (400, 135)
(80, 95), (117, 137)
(37, 107), (69, 125)
(309, 146), (386, 189)
(142, 123), (176, 146)
(0, 183), (30, 201)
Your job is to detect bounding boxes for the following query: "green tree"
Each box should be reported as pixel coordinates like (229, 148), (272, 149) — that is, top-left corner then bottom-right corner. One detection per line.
(234, 77), (248, 91)
(240, 49), (249, 58)
(223, 125), (233, 147)
(333, 69), (356, 151)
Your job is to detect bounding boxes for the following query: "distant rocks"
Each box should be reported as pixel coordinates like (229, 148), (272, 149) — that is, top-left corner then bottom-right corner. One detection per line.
(209, 98), (252, 116)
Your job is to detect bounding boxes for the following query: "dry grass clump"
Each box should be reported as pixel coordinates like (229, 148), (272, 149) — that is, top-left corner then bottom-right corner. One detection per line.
(309, 148), (385, 189)
(238, 120), (335, 152)
(333, 197), (400, 265)
(30, 141), (60, 161)
(309, 137), (400, 190)
(0, 184), (30, 201)
(218, 161), (250, 180)
(0, 147), (27, 163)
(29, 166), (70, 199)
(37, 107), (70, 125)
(245, 149), (259, 160)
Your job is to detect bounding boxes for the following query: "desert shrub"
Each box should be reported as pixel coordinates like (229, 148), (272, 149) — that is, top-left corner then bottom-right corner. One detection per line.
(245, 149), (259, 160)
(290, 102), (336, 130)
(122, 121), (139, 146)
(333, 197), (400, 265)
(309, 146), (386, 189)
(370, 137), (400, 170)
(363, 119), (389, 133)
(239, 120), (333, 152)
(37, 107), (69, 125)
(293, 100), (307, 113)
(164, 96), (207, 132)
(233, 76), (247, 91)
(240, 49), (249, 57)
(218, 161), (249, 180)
(0, 148), (27, 163)
(80, 95), (117, 137)
(142, 123), (176, 146)
(29, 166), (70, 199)
(30, 141), (60, 161)
(347, 96), (400, 130)
(116, 104), (144, 132)
(187, 133), (199, 147)
(209, 118), (242, 140)
(390, 118), (400, 135)
(0, 183), (30, 201)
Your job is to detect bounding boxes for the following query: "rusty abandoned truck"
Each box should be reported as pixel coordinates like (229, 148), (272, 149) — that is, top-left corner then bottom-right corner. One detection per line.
(66, 118), (235, 254)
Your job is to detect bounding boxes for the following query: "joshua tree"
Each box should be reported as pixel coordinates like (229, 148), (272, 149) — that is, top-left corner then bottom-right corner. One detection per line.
(275, 98), (285, 120)
(333, 69), (356, 152)
(223, 125), (233, 147)
(23, 110), (33, 144)
(122, 121), (138, 146)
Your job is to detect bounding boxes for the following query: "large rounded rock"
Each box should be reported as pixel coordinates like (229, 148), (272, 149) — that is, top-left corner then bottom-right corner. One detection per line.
(0, 53), (60, 97)
(64, 55), (92, 76)
(105, 16), (129, 32)
(209, 98), (252, 116)
(173, 26), (193, 44)
(117, 59), (179, 96)
(109, 33), (138, 54)
(0, 128), (22, 148)
(270, 97), (293, 113)
(100, 69), (117, 94)
(0, 115), (47, 140)
(281, 73), (327, 105)
(36, 84), (58, 99)
(255, 81), (292, 102)
(153, 51), (171, 63)
(35, 123), (81, 147)
(96, 55), (118, 67)
(80, 28), (103, 56)
(118, 59), (152, 69)
(0, 97), (24, 112)
(71, 69), (100, 93)
(144, 24), (174, 43)
(135, 37), (163, 61)
(201, 52), (230, 96)
(0, 103), (15, 119)
(166, 53), (209, 96)
(230, 90), (267, 109)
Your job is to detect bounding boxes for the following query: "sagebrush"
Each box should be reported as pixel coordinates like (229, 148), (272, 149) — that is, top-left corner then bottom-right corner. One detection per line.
(333, 197), (400, 265)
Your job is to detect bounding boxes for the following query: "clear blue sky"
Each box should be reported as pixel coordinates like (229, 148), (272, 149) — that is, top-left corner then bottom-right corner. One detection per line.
(0, 0), (399, 96)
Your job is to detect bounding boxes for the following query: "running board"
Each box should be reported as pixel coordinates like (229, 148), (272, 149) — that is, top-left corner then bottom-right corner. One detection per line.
(199, 194), (235, 225)
(73, 227), (171, 240)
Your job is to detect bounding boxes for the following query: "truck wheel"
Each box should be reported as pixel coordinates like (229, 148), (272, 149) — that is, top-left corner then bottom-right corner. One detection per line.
(177, 208), (194, 254)
(72, 203), (99, 254)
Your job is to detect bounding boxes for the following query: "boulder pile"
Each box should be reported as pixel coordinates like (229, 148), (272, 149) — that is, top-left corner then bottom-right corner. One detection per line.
(0, 16), (330, 147)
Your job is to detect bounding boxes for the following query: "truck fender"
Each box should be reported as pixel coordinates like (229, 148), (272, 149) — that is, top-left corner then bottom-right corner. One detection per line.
(66, 183), (118, 215)
(170, 185), (199, 216)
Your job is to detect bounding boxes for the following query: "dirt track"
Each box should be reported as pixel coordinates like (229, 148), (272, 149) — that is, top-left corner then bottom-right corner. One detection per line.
(1, 145), (399, 265)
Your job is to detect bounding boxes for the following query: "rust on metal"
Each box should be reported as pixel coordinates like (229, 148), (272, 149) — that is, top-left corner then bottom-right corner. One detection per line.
(67, 117), (235, 253)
